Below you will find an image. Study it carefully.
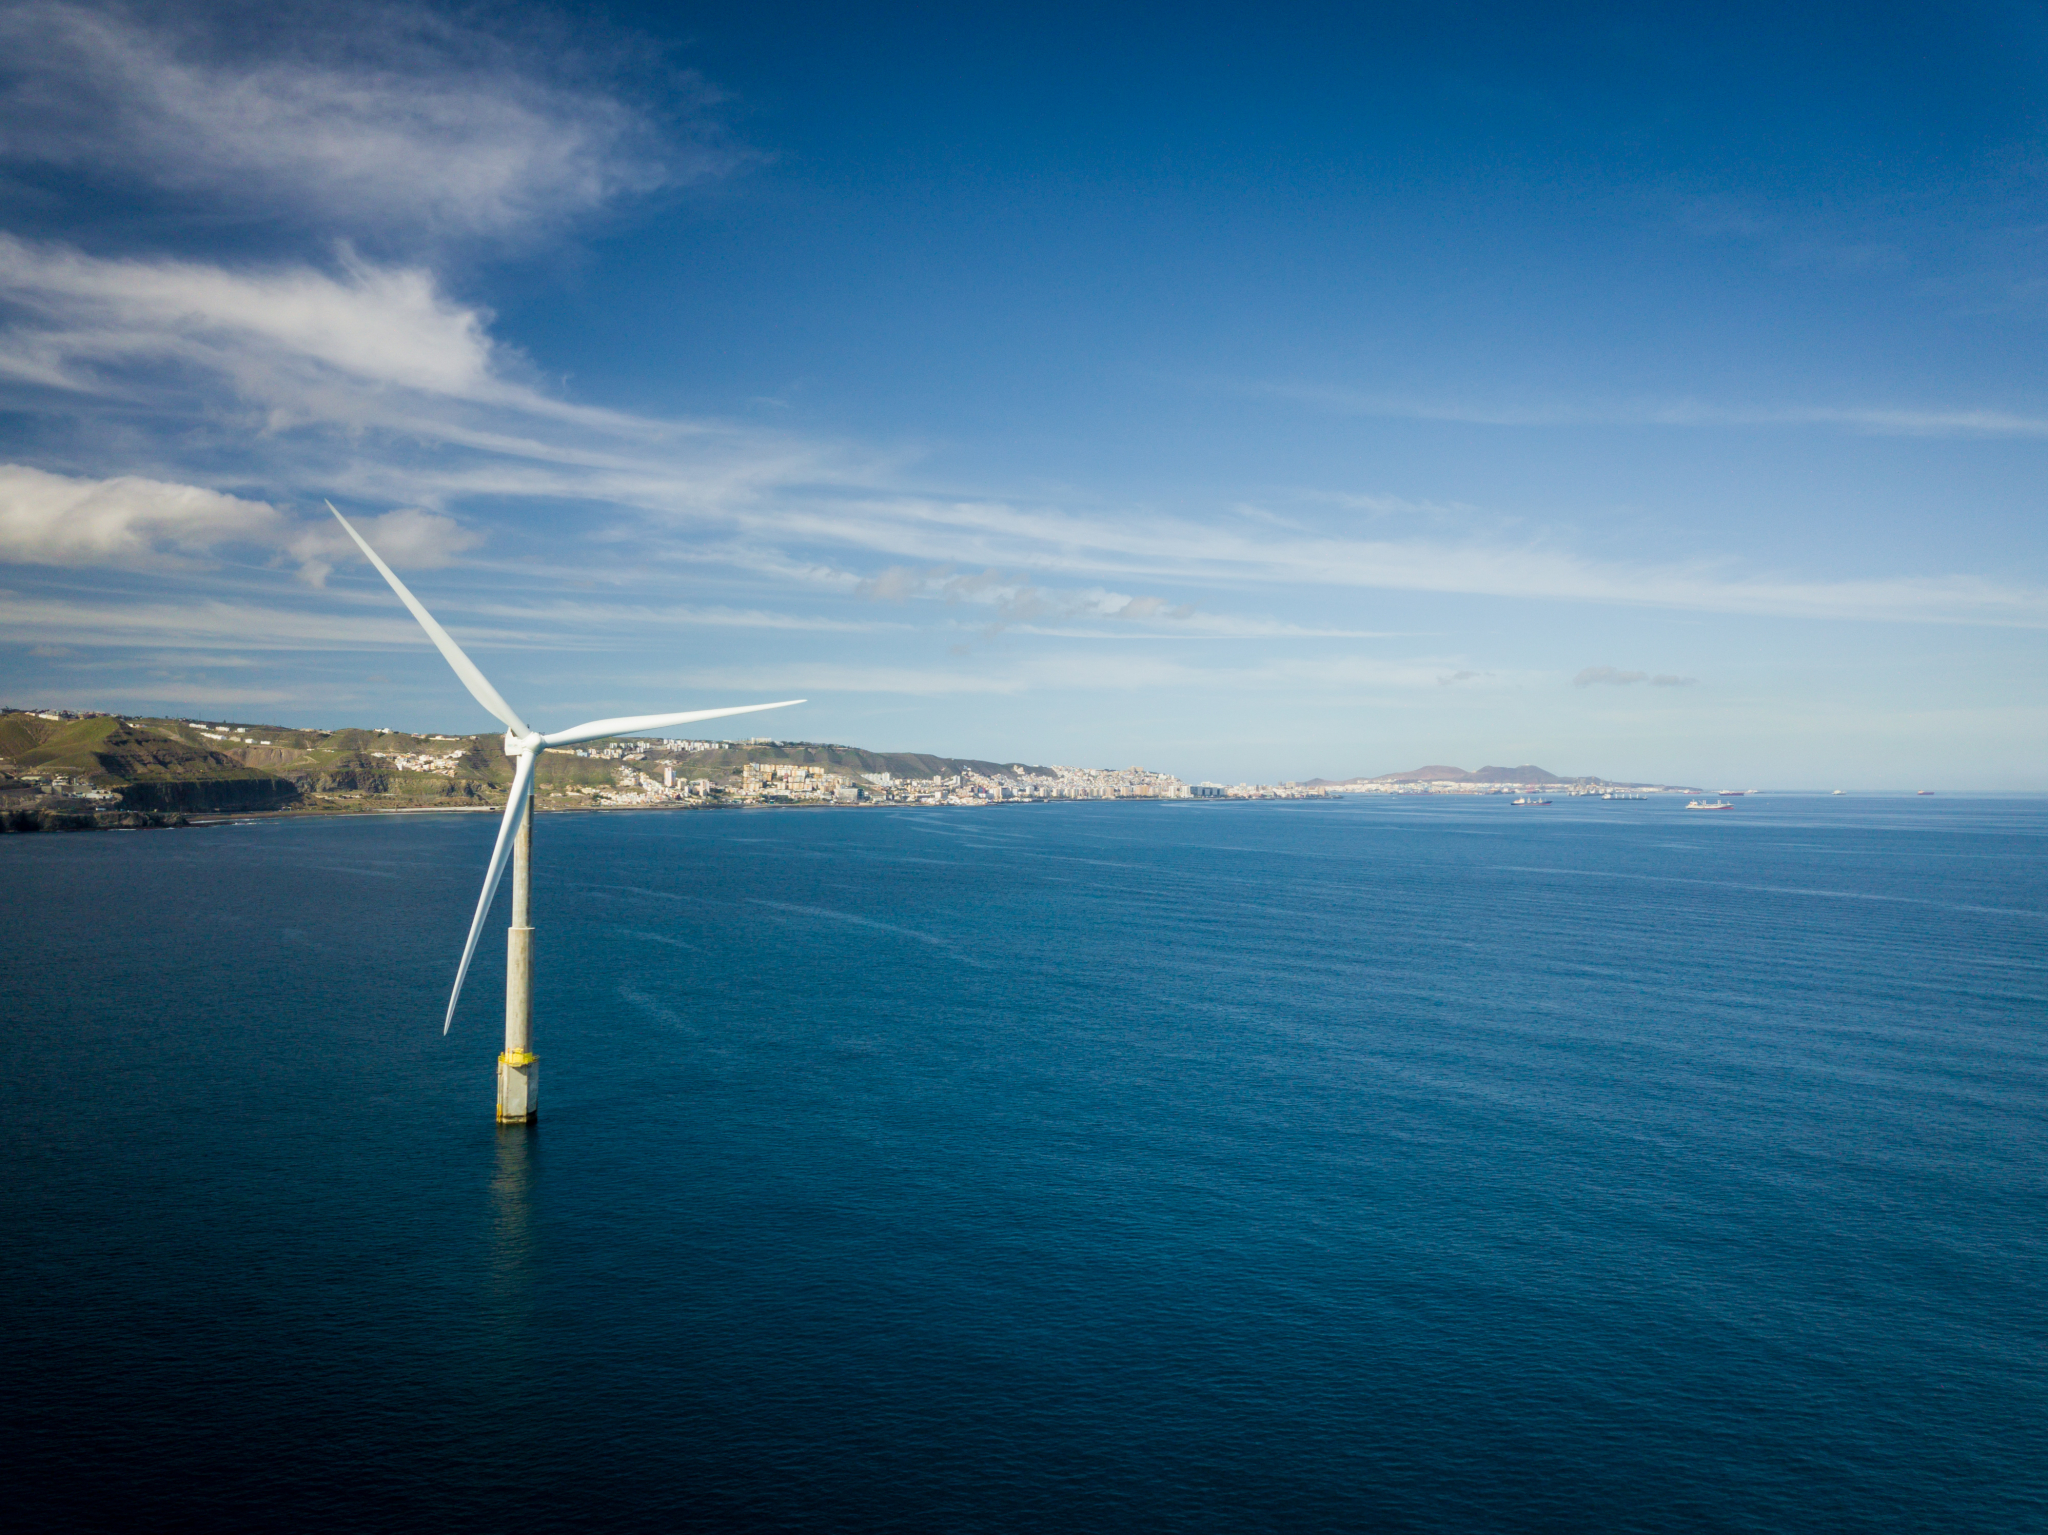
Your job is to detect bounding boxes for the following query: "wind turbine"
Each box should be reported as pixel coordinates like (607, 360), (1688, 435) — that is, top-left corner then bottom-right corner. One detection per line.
(326, 502), (803, 1123)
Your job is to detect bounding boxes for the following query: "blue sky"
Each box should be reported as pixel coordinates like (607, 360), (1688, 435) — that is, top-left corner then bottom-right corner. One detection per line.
(1, 0), (2044, 786)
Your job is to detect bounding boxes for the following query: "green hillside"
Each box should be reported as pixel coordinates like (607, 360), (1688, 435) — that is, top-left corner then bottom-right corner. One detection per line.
(0, 713), (299, 810)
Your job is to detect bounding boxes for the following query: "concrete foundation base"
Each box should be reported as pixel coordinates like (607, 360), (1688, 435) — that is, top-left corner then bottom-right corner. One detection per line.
(497, 1051), (538, 1124)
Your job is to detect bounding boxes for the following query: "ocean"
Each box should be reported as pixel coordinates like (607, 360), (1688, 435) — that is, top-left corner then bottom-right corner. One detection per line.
(3, 795), (2043, 1531)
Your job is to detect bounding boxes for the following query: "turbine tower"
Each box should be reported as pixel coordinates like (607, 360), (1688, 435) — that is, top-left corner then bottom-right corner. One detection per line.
(327, 502), (803, 1123)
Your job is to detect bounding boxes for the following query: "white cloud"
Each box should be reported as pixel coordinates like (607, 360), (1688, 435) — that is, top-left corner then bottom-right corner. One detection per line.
(288, 506), (480, 587)
(855, 565), (925, 602)
(0, 2), (731, 243)
(0, 463), (283, 566)
(0, 463), (481, 583)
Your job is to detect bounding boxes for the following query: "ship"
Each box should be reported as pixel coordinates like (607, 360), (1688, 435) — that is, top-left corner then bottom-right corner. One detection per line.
(1685, 798), (1734, 810)
(1511, 795), (1552, 806)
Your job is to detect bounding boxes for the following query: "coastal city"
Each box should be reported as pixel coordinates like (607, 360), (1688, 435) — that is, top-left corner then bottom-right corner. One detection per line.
(551, 739), (1342, 808)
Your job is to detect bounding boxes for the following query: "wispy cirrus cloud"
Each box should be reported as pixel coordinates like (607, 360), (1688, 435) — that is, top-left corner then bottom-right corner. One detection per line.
(0, 583), (906, 654)
(0, 234), (880, 510)
(1242, 379), (2048, 439)
(744, 493), (2045, 627)
(375, 449), (2034, 630)
(856, 562), (1197, 646)
(850, 562), (1392, 641)
(51, 682), (305, 707)
(669, 649), (1474, 699)
(0, 1), (739, 246)
(0, 234), (529, 406)
(0, 588), (467, 651)
(1574, 666), (1697, 687)
(0, 235), (2041, 648)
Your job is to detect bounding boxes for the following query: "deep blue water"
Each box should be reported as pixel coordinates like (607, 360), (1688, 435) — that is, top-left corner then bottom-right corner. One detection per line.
(3, 795), (2044, 1532)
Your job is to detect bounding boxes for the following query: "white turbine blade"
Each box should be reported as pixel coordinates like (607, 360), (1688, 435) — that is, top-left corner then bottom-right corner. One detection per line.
(325, 501), (529, 737)
(539, 699), (805, 750)
(443, 748), (539, 1035)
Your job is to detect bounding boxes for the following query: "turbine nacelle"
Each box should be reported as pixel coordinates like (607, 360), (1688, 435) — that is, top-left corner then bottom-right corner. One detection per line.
(325, 500), (804, 1033)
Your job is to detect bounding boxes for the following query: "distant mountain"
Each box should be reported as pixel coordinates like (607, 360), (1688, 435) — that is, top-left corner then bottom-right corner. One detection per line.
(1374, 764), (1473, 782)
(673, 740), (1051, 782)
(1299, 763), (1704, 790)
(1368, 764), (1572, 784)
(1467, 765), (1571, 784)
